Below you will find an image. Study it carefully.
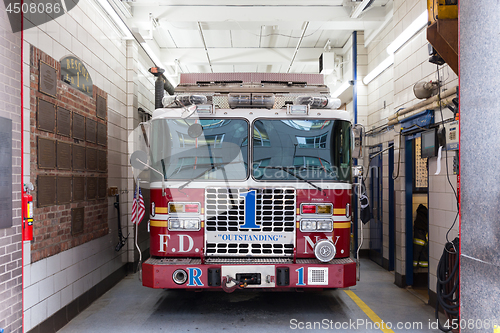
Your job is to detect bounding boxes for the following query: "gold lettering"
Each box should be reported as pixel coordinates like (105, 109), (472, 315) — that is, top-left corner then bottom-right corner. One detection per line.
(66, 59), (70, 69)
(78, 62), (81, 73)
(77, 72), (79, 87)
(66, 74), (70, 81)
(82, 83), (85, 90)
(71, 59), (74, 69)
(71, 77), (74, 84)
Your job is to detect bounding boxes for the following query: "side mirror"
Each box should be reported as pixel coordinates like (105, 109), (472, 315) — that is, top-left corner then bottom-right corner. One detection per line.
(352, 124), (364, 159)
(130, 150), (148, 171)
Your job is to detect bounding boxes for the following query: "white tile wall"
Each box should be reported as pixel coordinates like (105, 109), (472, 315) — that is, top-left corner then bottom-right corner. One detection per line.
(22, 0), (157, 330)
(362, 0), (459, 286)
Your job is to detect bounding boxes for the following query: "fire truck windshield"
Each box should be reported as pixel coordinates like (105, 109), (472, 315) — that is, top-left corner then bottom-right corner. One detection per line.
(149, 118), (351, 183)
(252, 119), (351, 182)
(150, 118), (249, 181)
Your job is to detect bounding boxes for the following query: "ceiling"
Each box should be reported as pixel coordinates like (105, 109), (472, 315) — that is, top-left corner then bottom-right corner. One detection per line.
(114, 0), (393, 84)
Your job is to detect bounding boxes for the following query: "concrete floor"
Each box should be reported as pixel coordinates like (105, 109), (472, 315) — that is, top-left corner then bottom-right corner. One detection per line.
(57, 259), (442, 333)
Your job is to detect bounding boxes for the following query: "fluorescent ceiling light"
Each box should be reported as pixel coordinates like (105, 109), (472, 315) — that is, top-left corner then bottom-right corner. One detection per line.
(386, 10), (427, 54)
(351, 0), (372, 19)
(95, 0), (133, 39)
(332, 81), (350, 98)
(363, 55), (394, 84)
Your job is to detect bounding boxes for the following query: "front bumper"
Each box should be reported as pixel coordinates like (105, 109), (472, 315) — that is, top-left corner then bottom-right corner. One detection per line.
(142, 257), (356, 290)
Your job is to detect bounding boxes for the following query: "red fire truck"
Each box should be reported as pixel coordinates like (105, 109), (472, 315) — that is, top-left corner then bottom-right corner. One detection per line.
(138, 73), (357, 291)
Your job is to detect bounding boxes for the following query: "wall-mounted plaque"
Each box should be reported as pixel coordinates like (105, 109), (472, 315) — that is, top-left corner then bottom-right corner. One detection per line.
(73, 113), (85, 141)
(57, 176), (72, 205)
(86, 148), (97, 171)
(73, 176), (85, 202)
(39, 61), (57, 98)
(0, 117), (12, 228)
(97, 150), (107, 172)
(37, 99), (56, 133)
(37, 175), (56, 207)
(97, 122), (106, 146)
(86, 118), (96, 143)
(57, 141), (72, 170)
(61, 56), (93, 97)
(86, 177), (97, 200)
(96, 95), (106, 120)
(71, 207), (84, 235)
(37, 137), (56, 169)
(98, 178), (107, 199)
(73, 144), (86, 171)
(57, 107), (71, 137)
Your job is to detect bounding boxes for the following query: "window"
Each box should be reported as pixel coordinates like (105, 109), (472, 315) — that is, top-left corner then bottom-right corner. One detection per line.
(150, 118), (248, 180)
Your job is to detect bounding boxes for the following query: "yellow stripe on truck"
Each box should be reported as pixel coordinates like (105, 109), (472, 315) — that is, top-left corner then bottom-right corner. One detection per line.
(334, 222), (351, 229)
(150, 220), (168, 228)
(333, 208), (346, 215)
(155, 207), (168, 214)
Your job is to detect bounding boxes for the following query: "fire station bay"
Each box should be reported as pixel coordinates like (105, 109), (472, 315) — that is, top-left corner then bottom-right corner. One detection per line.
(1, 0), (497, 332)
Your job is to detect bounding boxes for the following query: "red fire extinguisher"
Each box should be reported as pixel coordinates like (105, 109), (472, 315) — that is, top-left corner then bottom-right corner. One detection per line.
(22, 184), (33, 241)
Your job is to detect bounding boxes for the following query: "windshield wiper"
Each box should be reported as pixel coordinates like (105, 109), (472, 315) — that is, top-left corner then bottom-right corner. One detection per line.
(177, 161), (245, 190)
(261, 166), (323, 191)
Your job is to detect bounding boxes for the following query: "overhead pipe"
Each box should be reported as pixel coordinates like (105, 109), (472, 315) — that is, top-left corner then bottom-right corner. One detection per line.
(198, 22), (213, 73)
(388, 94), (457, 126)
(287, 22), (309, 73)
(388, 86), (457, 123)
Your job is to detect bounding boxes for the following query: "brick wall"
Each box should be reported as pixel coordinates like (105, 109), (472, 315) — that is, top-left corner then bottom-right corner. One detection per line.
(29, 47), (108, 263)
(0, 0), (23, 331)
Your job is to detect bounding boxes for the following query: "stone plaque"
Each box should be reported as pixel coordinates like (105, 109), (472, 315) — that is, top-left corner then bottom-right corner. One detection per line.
(97, 122), (106, 146)
(73, 113), (85, 140)
(98, 178), (107, 199)
(97, 150), (107, 172)
(0, 117), (12, 228)
(37, 137), (56, 169)
(56, 107), (71, 137)
(96, 95), (107, 120)
(86, 118), (96, 143)
(57, 141), (72, 170)
(86, 177), (97, 200)
(37, 175), (56, 207)
(57, 176), (72, 205)
(71, 207), (84, 235)
(73, 144), (86, 171)
(73, 176), (85, 202)
(39, 61), (57, 98)
(37, 99), (56, 133)
(86, 148), (97, 171)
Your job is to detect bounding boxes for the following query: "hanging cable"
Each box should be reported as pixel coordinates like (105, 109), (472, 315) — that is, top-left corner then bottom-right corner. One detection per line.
(435, 237), (459, 332)
(436, 65), (459, 250)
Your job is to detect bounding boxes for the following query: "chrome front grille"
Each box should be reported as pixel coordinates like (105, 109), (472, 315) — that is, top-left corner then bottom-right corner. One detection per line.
(205, 188), (296, 232)
(205, 188), (296, 257)
(205, 243), (294, 256)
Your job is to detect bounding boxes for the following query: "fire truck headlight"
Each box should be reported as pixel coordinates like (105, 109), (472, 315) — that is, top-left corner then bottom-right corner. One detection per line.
(317, 204), (332, 215)
(168, 218), (201, 231)
(316, 220), (333, 232)
(300, 220), (317, 232)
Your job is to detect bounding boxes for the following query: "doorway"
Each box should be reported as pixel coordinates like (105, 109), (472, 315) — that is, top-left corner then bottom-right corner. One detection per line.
(369, 145), (383, 267)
